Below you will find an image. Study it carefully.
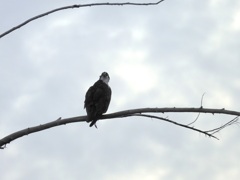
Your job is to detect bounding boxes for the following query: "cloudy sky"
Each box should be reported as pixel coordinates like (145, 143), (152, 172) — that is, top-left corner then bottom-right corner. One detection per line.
(1, 0), (240, 179)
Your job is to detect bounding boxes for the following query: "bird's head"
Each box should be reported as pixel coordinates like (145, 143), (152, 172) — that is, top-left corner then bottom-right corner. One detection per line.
(100, 72), (110, 84)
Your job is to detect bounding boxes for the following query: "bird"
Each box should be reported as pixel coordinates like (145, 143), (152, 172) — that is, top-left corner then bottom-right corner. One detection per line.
(84, 72), (112, 127)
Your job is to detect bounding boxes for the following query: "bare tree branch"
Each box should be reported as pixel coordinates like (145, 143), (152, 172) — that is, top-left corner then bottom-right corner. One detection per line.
(1, 107), (240, 149)
(0, 0), (165, 39)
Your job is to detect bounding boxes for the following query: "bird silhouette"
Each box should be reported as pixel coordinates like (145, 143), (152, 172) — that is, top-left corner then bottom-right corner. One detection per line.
(84, 72), (111, 127)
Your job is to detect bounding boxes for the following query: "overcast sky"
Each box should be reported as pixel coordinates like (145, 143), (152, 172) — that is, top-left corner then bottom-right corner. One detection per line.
(0, 0), (240, 179)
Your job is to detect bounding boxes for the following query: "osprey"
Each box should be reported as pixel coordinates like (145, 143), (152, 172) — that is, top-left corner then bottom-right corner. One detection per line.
(84, 72), (112, 127)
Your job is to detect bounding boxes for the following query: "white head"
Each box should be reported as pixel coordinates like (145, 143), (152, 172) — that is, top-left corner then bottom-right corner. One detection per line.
(100, 72), (110, 85)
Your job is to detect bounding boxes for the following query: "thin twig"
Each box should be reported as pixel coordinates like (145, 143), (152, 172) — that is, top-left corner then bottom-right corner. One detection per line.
(131, 113), (219, 139)
(206, 116), (239, 135)
(187, 93), (206, 126)
(0, 1), (165, 39)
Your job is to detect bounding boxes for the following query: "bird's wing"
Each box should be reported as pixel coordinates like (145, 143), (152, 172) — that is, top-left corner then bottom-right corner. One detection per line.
(84, 82), (105, 119)
(89, 86), (111, 127)
(84, 85), (95, 108)
(102, 87), (111, 113)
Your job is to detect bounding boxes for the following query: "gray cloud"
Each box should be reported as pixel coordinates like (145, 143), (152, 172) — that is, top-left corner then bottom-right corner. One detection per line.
(0, 0), (240, 180)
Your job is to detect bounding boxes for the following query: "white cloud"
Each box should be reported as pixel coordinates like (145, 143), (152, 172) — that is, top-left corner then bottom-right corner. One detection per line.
(105, 167), (169, 180)
(230, 10), (240, 31)
(114, 50), (158, 94)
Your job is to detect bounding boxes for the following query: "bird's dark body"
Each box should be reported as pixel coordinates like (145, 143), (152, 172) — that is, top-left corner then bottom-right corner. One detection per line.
(84, 79), (111, 127)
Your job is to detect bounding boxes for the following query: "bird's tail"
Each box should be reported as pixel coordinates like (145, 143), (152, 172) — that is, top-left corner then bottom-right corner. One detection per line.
(89, 119), (97, 127)
(86, 114), (98, 127)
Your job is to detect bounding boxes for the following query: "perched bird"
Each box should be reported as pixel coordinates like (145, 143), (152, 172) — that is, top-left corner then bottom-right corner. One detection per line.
(84, 72), (112, 127)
